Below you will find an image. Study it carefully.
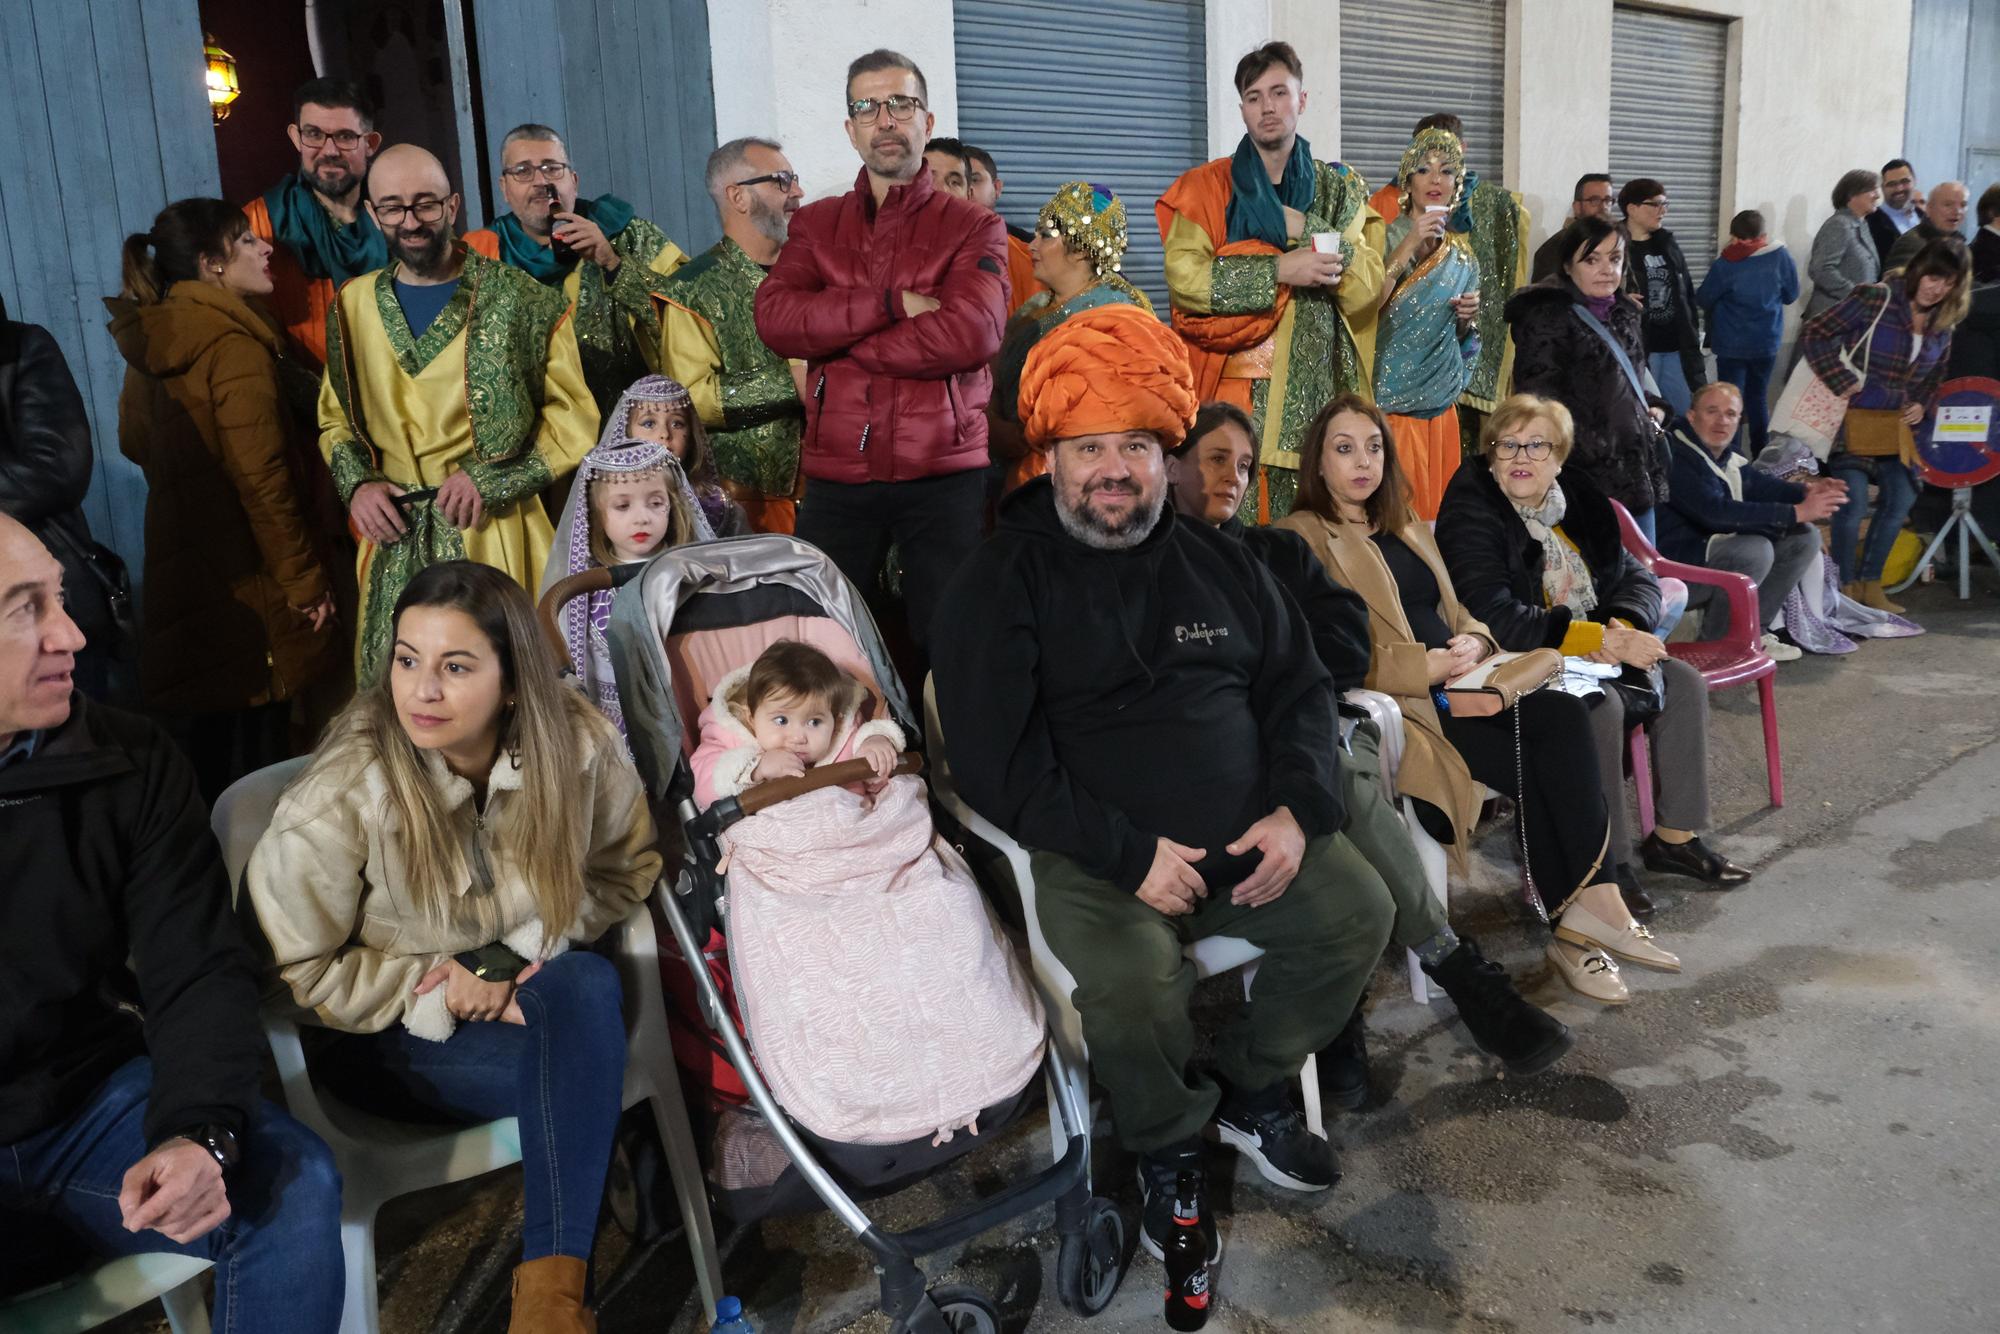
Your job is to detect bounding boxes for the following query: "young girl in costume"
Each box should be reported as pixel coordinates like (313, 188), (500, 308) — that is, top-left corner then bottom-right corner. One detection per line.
(688, 639), (1045, 1146)
(619, 373), (750, 538)
(543, 376), (717, 732)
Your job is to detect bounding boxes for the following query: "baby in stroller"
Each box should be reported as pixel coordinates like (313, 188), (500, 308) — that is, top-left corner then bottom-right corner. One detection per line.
(689, 638), (1046, 1146)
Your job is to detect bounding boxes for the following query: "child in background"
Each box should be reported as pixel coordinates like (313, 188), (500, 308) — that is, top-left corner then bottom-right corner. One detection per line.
(1696, 211), (1801, 454)
(544, 377), (717, 732)
(620, 373), (751, 538)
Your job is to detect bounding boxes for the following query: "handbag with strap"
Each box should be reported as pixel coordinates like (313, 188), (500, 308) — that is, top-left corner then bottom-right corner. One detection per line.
(1770, 293), (1889, 460)
(1840, 406), (1916, 461)
(1442, 648), (1563, 718)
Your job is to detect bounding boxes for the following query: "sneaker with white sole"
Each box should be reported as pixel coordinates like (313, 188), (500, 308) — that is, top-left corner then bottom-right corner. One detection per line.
(1760, 631), (1802, 662)
(1209, 1083), (1335, 1192)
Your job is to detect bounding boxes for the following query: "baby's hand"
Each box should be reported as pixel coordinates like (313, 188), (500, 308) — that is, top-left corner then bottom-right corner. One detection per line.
(856, 735), (900, 779)
(751, 749), (806, 782)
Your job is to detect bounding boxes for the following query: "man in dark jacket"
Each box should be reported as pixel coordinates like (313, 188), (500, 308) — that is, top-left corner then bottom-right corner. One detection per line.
(1658, 383), (1843, 649)
(1529, 173), (1616, 283)
(933, 305), (1392, 1263)
(1618, 178), (1706, 415)
(754, 49), (1007, 653)
(0, 513), (341, 1324)
(1884, 180), (1969, 275)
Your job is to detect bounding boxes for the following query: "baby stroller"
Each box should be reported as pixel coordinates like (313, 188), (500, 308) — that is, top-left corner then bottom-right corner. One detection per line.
(539, 535), (1126, 1334)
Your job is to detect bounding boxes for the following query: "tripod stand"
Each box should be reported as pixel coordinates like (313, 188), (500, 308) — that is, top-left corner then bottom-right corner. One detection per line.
(1888, 484), (2000, 599)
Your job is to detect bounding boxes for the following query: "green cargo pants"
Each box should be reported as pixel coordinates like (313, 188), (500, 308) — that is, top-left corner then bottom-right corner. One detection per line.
(1340, 721), (1451, 952)
(1031, 832), (1394, 1153)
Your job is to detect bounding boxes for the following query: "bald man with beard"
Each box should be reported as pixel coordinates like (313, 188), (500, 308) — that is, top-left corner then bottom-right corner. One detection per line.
(318, 145), (598, 680)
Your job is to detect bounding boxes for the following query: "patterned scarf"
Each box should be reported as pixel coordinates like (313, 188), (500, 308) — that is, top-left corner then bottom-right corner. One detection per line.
(1511, 480), (1598, 616)
(489, 193), (636, 284)
(260, 172), (387, 282)
(1226, 133), (1317, 248)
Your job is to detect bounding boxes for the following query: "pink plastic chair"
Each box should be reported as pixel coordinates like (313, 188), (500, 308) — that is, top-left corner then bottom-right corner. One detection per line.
(1609, 499), (1783, 814)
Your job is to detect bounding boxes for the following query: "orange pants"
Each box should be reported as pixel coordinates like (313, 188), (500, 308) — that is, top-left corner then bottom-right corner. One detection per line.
(1387, 408), (1463, 522)
(737, 496), (797, 535)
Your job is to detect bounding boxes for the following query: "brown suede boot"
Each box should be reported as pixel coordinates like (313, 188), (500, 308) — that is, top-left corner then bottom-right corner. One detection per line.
(1860, 579), (1906, 614)
(508, 1256), (596, 1334)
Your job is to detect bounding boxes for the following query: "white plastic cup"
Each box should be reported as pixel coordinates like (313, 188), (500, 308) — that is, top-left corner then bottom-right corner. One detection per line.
(1311, 232), (1339, 254)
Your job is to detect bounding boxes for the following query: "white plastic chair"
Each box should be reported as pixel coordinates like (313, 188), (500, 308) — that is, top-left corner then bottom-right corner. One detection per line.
(1342, 689), (1451, 1003)
(211, 759), (723, 1334)
(0, 1254), (211, 1333)
(922, 680), (1325, 1152)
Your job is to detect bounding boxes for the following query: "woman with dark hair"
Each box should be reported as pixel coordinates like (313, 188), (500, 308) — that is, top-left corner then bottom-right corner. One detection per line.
(105, 198), (345, 799)
(1617, 178), (1705, 416)
(1806, 169), (1883, 319)
(1505, 215), (1673, 542)
(1164, 400), (1573, 1088)
(1277, 395), (1682, 1004)
(1436, 393), (1750, 914)
(1803, 235), (1973, 611)
(1696, 210), (1802, 453)
(247, 561), (659, 1332)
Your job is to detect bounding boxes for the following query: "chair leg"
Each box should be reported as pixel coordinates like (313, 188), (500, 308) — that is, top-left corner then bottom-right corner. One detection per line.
(645, 1089), (724, 1321)
(338, 1214), (382, 1334)
(1758, 674), (1784, 807)
(160, 1276), (213, 1334)
(1406, 948), (1429, 1005)
(1298, 1055), (1325, 1140)
(1629, 728), (1655, 838)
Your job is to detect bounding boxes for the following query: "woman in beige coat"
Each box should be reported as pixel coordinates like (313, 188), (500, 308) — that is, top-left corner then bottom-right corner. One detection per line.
(247, 562), (658, 1332)
(1277, 395), (1679, 1005)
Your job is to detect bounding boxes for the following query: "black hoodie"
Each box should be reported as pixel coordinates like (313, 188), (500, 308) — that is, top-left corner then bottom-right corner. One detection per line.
(932, 477), (1342, 894)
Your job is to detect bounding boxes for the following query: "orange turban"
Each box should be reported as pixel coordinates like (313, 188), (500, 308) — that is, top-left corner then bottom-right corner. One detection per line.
(1019, 303), (1198, 450)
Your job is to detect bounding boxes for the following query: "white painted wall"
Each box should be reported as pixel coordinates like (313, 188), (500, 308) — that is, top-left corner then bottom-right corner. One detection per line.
(705, 0), (962, 206)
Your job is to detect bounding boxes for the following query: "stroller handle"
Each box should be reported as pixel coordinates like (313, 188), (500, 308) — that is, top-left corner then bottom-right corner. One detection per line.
(694, 752), (926, 835)
(535, 564), (646, 660)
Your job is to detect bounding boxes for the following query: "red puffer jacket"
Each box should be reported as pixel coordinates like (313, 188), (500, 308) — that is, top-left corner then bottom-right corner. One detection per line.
(754, 165), (1007, 484)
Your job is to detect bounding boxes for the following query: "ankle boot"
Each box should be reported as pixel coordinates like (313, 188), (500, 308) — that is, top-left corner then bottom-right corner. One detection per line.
(1424, 938), (1575, 1076)
(1320, 1004), (1369, 1110)
(509, 1255), (595, 1334)
(1860, 579), (1905, 614)
(1841, 580), (1868, 606)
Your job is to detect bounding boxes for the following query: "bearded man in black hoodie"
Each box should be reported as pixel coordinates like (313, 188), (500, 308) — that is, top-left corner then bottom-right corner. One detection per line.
(932, 304), (1394, 1262)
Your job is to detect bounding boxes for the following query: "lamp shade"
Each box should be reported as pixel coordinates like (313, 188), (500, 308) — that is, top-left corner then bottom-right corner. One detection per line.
(204, 32), (240, 124)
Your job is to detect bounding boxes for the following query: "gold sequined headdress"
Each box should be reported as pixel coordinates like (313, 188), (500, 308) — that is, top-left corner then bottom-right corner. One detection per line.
(1396, 127), (1467, 215)
(1037, 181), (1129, 277)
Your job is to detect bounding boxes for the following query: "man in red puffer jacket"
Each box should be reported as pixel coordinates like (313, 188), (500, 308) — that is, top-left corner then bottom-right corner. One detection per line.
(754, 48), (1007, 652)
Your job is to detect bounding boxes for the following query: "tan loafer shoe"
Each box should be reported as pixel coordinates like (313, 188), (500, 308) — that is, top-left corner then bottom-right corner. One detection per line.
(1556, 900), (1681, 972)
(1547, 940), (1629, 1004)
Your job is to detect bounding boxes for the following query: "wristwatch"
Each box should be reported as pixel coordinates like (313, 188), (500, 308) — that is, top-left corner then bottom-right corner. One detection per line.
(168, 1123), (241, 1172)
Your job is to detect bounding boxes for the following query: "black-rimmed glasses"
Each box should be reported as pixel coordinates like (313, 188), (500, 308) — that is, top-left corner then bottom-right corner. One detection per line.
(500, 160), (572, 183)
(847, 94), (924, 124)
(737, 171), (800, 191)
(374, 197), (450, 226)
(298, 125), (367, 150)
(1493, 439), (1555, 461)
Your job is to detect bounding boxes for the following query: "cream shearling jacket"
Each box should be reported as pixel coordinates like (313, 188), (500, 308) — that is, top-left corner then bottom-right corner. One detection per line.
(246, 706), (660, 1039)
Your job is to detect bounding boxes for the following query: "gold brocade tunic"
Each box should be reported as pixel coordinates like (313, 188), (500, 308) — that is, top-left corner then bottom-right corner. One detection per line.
(318, 252), (597, 679)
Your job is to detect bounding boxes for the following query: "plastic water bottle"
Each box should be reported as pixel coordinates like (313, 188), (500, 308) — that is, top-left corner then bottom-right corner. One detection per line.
(1162, 1170), (1211, 1329)
(711, 1295), (755, 1333)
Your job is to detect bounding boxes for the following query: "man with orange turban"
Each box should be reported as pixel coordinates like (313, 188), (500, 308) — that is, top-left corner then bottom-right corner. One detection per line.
(931, 302), (1395, 1263)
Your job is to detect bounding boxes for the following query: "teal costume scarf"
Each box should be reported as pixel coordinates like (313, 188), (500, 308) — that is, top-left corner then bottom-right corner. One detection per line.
(489, 193), (636, 284)
(260, 173), (387, 282)
(1226, 134), (1317, 248)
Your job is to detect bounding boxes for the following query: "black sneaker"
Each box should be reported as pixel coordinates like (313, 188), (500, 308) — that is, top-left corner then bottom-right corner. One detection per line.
(1320, 1005), (1369, 1111)
(1423, 937), (1575, 1077)
(1210, 1082), (1336, 1192)
(1138, 1139), (1220, 1263)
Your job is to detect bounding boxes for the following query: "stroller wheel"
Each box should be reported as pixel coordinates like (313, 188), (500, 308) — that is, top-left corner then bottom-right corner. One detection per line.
(913, 1283), (1002, 1334)
(1057, 1197), (1128, 1315)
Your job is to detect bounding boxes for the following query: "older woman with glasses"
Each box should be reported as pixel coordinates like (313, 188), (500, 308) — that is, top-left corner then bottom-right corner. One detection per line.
(1436, 394), (1751, 917)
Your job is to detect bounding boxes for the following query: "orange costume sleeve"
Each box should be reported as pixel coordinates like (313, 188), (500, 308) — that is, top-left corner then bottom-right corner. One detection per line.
(243, 197), (335, 371)
(1004, 232), (1046, 317)
(1153, 160), (1289, 410)
(461, 229), (501, 261)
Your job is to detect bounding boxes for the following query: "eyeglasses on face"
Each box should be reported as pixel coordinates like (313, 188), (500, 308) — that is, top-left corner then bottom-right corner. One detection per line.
(500, 160), (572, 182)
(1637, 198), (1667, 210)
(737, 171), (800, 191)
(847, 94), (925, 124)
(1580, 193), (1614, 206)
(298, 125), (366, 150)
(374, 197), (450, 226)
(1493, 438), (1554, 461)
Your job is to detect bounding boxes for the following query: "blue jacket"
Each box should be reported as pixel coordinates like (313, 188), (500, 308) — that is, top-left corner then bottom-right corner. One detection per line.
(1695, 243), (1799, 360)
(1656, 418), (1808, 565)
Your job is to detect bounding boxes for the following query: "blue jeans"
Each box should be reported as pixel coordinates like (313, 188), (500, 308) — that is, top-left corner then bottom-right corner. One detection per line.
(1715, 355), (1776, 453)
(0, 1057), (343, 1333)
(1827, 458), (1920, 583)
(317, 950), (627, 1260)
(1648, 351), (1694, 418)
(1631, 505), (1659, 545)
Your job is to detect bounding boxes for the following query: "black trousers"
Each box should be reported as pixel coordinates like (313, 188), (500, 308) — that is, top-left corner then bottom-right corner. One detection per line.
(1439, 689), (1611, 919)
(795, 469), (987, 653)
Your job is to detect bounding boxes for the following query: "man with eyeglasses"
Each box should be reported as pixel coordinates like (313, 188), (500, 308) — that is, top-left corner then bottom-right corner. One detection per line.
(465, 123), (688, 418)
(755, 49), (1007, 658)
(962, 144), (1046, 316)
(1530, 173), (1615, 283)
(656, 137), (811, 533)
(1867, 159), (1922, 264)
(1618, 177), (1706, 417)
(241, 78), (386, 369)
(319, 145), (597, 680)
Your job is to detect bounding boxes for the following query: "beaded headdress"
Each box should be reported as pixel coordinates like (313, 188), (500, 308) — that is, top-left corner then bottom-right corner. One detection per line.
(1037, 181), (1128, 278)
(1396, 127), (1468, 215)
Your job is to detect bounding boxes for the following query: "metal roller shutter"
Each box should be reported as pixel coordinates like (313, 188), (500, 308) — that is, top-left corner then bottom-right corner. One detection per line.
(1609, 6), (1728, 285)
(953, 0), (1207, 314)
(1338, 0), (1505, 195)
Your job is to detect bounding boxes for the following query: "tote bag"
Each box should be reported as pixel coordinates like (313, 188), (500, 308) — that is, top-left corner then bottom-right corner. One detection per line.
(1771, 296), (1888, 459)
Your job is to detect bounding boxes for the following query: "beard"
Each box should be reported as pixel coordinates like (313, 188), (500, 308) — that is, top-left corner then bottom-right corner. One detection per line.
(1053, 470), (1167, 551)
(748, 194), (790, 247)
(305, 159), (358, 200)
(391, 225), (454, 279)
